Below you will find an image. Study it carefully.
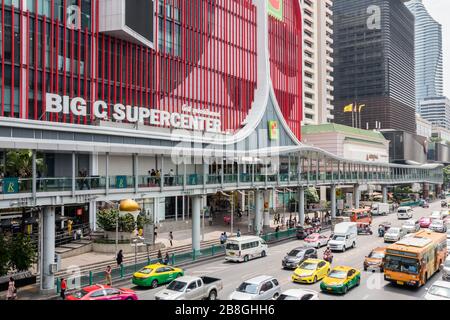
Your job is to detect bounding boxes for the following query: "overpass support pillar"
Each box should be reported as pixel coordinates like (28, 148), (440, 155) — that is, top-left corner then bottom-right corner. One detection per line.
(354, 184), (360, 209)
(263, 190), (271, 230)
(298, 187), (305, 226)
(41, 206), (56, 292)
(255, 190), (264, 235)
(331, 185), (337, 219)
(382, 186), (388, 204)
(423, 183), (430, 200)
(192, 196), (201, 252)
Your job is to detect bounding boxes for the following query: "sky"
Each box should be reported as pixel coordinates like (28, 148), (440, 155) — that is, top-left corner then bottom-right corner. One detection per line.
(422, 0), (450, 97)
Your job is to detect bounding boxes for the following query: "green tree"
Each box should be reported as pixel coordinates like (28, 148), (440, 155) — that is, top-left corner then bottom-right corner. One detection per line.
(5, 150), (45, 178)
(96, 209), (137, 233)
(0, 233), (9, 276)
(8, 234), (37, 272)
(305, 187), (319, 203)
(137, 214), (151, 230)
(444, 165), (450, 187)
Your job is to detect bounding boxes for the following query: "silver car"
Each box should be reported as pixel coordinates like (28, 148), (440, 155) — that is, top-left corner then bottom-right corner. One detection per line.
(442, 256), (450, 281)
(430, 220), (447, 233)
(402, 219), (420, 233)
(384, 227), (406, 243)
(229, 276), (281, 300)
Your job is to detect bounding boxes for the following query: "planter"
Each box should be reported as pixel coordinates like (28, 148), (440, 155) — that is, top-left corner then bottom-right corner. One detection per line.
(93, 242), (165, 254)
(103, 231), (134, 241)
(0, 271), (36, 291)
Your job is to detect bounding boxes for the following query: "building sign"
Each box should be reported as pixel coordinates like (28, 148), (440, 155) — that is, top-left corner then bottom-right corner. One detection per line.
(3, 178), (19, 194)
(116, 176), (128, 189)
(268, 121), (280, 140)
(45, 93), (222, 133)
(268, 0), (283, 21)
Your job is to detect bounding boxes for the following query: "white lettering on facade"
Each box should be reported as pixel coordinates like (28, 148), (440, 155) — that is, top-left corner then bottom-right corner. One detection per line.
(45, 93), (222, 133)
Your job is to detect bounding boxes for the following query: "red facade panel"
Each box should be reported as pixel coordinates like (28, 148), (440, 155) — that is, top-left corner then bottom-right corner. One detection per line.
(2, 1), (302, 140)
(268, 0), (303, 140)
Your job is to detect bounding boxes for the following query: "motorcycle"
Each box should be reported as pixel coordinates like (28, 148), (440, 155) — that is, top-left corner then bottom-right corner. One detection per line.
(323, 251), (333, 264)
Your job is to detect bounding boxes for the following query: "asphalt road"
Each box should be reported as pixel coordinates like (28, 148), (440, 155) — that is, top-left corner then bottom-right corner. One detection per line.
(124, 199), (449, 300)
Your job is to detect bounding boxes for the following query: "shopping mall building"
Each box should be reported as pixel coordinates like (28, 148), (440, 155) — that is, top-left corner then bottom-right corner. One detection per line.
(0, 1), (442, 290)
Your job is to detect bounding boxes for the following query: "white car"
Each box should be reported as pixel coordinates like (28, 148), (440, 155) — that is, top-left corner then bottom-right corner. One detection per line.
(429, 220), (447, 233)
(424, 281), (450, 300)
(431, 211), (443, 221)
(384, 227), (407, 243)
(402, 219), (420, 233)
(397, 207), (413, 220)
(229, 276), (281, 300)
(276, 289), (319, 300)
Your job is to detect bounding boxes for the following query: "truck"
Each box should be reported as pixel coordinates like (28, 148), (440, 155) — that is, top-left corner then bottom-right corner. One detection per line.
(371, 203), (390, 216)
(328, 222), (357, 252)
(154, 276), (223, 300)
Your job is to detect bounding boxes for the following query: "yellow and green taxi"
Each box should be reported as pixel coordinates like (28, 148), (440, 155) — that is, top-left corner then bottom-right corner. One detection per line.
(291, 259), (331, 284)
(320, 266), (361, 294)
(132, 263), (184, 289)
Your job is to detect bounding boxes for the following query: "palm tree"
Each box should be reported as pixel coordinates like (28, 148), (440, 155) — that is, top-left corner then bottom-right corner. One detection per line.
(5, 150), (45, 178)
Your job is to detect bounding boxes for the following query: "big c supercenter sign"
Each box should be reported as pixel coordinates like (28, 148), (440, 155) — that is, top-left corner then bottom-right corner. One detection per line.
(45, 93), (222, 133)
(268, 0), (283, 21)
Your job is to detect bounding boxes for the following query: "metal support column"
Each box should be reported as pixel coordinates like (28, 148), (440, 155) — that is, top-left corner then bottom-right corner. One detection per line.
(41, 206), (55, 292)
(299, 187), (305, 226)
(331, 185), (337, 219)
(192, 196), (201, 252)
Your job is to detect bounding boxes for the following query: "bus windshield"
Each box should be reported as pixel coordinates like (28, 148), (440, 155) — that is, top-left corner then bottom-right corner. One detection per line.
(384, 255), (420, 275)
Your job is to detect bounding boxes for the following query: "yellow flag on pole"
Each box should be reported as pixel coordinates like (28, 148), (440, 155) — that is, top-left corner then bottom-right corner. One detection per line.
(343, 104), (354, 113)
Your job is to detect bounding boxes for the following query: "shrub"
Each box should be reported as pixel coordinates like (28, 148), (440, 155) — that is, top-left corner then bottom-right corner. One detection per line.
(0, 234), (9, 276)
(8, 234), (37, 272)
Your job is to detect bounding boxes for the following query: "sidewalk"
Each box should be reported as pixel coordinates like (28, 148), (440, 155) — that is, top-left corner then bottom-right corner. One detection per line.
(1, 212), (294, 300)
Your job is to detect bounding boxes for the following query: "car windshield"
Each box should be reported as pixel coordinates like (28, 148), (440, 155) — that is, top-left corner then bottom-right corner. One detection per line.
(404, 221), (415, 226)
(166, 281), (187, 292)
(138, 268), (153, 274)
(328, 270), (347, 279)
(432, 221), (444, 226)
(384, 255), (419, 275)
(277, 294), (297, 300)
(288, 249), (302, 257)
(369, 251), (384, 259)
(226, 243), (239, 250)
(72, 289), (89, 299)
(305, 235), (317, 241)
(428, 285), (450, 299)
(237, 282), (258, 294)
(332, 235), (345, 241)
(299, 262), (318, 270)
(387, 228), (400, 234)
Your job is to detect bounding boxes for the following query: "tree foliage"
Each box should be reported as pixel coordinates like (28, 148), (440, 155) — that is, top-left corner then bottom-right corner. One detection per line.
(0, 233), (9, 276)
(4, 150), (46, 178)
(97, 209), (139, 233)
(7, 234), (37, 272)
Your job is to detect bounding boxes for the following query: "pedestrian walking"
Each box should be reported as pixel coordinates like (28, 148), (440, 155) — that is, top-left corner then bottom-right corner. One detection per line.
(105, 266), (112, 286)
(60, 278), (67, 300)
(169, 231), (174, 247)
(116, 250), (123, 267)
(169, 169), (175, 186)
(219, 233), (225, 244)
(237, 229), (241, 237)
(6, 277), (17, 300)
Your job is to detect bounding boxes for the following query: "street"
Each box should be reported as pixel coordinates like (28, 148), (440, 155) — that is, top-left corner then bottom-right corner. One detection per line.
(118, 200), (447, 301)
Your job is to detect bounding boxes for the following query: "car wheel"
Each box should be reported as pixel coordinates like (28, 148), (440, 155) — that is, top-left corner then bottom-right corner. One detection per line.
(342, 285), (348, 294)
(208, 290), (217, 300)
(356, 277), (361, 286)
(273, 293), (279, 300)
(244, 255), (249, 262)
(151, 279), (158, 289)
(352, 242), (356, 248)
(313, 276), (318, 283)
(342, 246), (346, 252)
(126, 297), (134, 301)
(261, 251), (267, 258)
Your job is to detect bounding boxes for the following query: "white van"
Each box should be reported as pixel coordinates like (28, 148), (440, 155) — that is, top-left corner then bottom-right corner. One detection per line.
(328, 222), (357, 252)
(225, 236), (268, 262)
(371, 203), (390, 216)
(397, 206), (413, 220)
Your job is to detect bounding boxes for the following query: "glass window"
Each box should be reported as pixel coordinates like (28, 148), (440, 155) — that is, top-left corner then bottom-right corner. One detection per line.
(187, 282), (197, 290)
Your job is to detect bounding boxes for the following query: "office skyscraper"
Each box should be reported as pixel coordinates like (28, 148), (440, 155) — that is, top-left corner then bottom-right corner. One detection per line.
(406, 0), (444, 111)
(332, 0), (416, 134)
